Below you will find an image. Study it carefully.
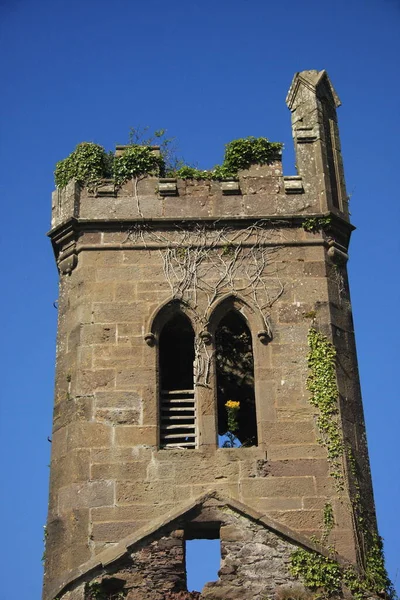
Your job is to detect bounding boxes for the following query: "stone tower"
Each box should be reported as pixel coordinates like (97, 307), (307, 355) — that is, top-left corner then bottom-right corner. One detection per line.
(44, 71), (384, 600)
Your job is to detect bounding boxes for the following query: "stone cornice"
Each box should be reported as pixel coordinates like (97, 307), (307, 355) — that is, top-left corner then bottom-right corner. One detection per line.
(48, 213), (354, 240)
(47, 213), (354, 274)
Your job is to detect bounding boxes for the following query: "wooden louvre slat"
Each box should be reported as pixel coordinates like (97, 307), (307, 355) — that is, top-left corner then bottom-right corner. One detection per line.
(161, 389), (194, 395)
(160, 415), (195, 421)
(160, 389), (196, 449)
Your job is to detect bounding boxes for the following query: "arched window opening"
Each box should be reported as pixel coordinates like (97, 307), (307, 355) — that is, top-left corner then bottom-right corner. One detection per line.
(215, 311), (257, 447)
(159, 313), (196, 449)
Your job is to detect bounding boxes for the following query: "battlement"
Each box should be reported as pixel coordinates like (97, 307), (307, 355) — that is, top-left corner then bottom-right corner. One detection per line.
(51, 160), (347, 230)
(50, 69), (350, 231)
(52, 159), (301, 226)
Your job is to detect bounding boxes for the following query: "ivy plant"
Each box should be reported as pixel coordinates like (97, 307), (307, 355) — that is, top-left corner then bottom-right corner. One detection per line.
(54, 133), (283, 188)
(298, 328), (396, 599)
(54, 142), (111, 189)
(290, 549), (342, 597)
(223, 136), (282, 171)
(290, 546), (396, 600)
(173, 166), (213, 180)
(306, 328), (343, 488)
(302, 216), (332, 233)
(113, 145), (164, 185)
(168, 136), (282, 180)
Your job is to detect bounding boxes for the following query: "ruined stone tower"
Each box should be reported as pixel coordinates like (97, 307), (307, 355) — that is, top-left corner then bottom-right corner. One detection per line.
(44, 71), (385, 600)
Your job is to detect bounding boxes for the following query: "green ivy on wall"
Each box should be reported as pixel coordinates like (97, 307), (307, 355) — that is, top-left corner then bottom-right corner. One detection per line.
(290, 545), (396, 600)
(54, 135), (283, 189)
(170, 136), (282, 180)
(54, 142), (112, 189)
(306, 327), (344, 489)
(113, 145), (164, 185)
(290, 549), (342, 597)
(223, 136), (282, 171)
(290, 327), (396, 600)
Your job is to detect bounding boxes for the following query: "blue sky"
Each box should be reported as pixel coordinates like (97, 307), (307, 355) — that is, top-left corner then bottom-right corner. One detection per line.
(1, 0), (399, 597)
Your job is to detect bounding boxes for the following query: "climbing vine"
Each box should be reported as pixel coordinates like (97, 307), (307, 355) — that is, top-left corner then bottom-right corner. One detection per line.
(321, 502), (334, 546)
(306, 328), (344, 489)
(125, 221), (284, 388)
(291, 331), (396, 599)
(290, 549), (342, 597)
(290, 546), (396, 600)
(346, 447), (395, 599)
(125, 222), (283, 328)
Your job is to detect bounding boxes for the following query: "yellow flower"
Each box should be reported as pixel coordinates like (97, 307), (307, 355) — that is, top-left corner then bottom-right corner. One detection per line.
(225, 400), (240, 410)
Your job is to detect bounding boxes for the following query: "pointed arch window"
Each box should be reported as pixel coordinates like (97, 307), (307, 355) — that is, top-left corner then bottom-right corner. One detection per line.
(215, 310), (257, 447)
(159, 312), (196, 449)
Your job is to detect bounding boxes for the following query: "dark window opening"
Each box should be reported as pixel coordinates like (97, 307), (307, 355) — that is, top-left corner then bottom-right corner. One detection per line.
(215, 311), (257, 447)
(159, 313), (196, 449)
(160, 313), (195, 391)
(185, 526), (221, 593)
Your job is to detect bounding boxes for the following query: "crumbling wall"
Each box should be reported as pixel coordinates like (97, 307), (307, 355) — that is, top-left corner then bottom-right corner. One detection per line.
(59, 499), (304, 600)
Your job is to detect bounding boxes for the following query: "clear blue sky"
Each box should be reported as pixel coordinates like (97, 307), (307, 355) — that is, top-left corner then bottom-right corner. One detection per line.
(1, 0), (399, 597)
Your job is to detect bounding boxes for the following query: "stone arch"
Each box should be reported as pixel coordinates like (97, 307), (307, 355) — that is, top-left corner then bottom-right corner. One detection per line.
(206, 295), (260, 447)
(147, 299), (197, 449)
(205, 293), (269, 343)
(145, 298), (198, 346)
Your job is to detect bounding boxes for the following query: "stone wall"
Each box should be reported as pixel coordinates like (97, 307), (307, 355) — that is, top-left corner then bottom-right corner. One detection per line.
(45, 217), (359, 596)
(56, 496), (307, 600)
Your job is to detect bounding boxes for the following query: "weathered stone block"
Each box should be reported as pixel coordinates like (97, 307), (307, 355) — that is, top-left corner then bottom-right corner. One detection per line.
(96, 407), (140, 425)
(67, 422), (112, 450)
(268, 509), (323, 530)
(115, 425), (157, 447)
(91, 521), (145, 542)
(58, 481), (114, 512)
(267, 459), (329, 477)
(76, 369), (115, 395)
(267, 444), (326, 460)
(114, 282), (137, 301)
(116, 481), (175, 505)
(303, 261), (327, 277)
(91, 461), (147, 481)
(93, 345), (142, 369)
(95, 390), (141, 409)
(240, 476), (315, 498)
(261, 422), (316, 445)
(92, 302), (142, 323)
(115, 369), (154, 389)
(80, 324), (117, 346)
